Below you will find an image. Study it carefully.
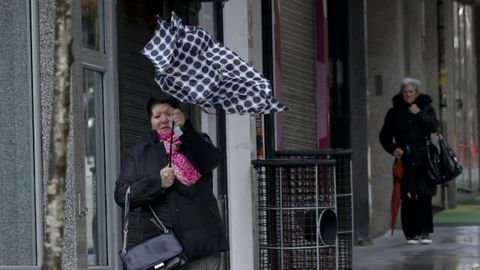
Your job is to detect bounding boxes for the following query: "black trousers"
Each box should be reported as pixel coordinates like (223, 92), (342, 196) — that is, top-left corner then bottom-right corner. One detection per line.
(401, 194), (433, 239)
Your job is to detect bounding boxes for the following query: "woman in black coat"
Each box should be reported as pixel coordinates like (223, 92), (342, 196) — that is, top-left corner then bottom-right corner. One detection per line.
(379, 78), (438, 244)
(115, 94), (228, 269)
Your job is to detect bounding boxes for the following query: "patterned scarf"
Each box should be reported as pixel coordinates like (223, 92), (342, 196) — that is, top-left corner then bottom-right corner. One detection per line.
(157, 131), (201, 186)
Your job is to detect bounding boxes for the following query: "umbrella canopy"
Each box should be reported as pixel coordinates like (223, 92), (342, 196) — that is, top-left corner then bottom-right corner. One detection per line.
(142, 13), (287, 114)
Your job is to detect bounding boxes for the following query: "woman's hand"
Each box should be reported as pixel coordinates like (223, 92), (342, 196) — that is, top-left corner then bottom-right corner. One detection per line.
(160, 166), (175, 188)
(409, 104), (420, 114)
(393, 148), (404, 159)
(172, 109), (185, 129)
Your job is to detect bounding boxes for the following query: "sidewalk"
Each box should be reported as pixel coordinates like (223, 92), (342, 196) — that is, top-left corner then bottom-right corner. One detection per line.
(353, 226), (480, 269)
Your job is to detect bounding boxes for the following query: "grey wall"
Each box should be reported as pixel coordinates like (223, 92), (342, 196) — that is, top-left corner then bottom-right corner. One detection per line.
(0, 0), (82, 267)
(405, 0), (426, 80)
(366, 0), (405, 238)
(0, 0), (36, 264)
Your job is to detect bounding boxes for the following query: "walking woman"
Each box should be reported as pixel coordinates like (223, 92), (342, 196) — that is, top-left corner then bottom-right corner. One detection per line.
(379, 78), (439, 244)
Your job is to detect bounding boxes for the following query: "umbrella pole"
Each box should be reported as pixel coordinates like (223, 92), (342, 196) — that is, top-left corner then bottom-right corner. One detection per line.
(169, 121), (175, 166)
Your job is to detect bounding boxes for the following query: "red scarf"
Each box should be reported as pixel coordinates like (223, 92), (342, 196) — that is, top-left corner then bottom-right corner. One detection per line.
(157, 131), (201, 186)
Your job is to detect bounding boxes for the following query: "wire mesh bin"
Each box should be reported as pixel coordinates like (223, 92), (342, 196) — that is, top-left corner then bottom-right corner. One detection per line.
(252, 159), (338, 270)
(275, 150), (353, 270)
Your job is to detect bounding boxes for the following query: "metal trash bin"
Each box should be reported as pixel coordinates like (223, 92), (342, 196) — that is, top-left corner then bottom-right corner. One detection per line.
(275, 150), (353, 270)
(252, 159), (338, 270)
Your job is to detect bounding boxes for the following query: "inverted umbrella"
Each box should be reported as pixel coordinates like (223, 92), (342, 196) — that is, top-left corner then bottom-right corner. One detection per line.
(142, 12), (287, 114)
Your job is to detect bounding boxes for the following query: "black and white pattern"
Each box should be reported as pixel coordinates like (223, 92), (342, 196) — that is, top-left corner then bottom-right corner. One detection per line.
(142, 13), (287, 114)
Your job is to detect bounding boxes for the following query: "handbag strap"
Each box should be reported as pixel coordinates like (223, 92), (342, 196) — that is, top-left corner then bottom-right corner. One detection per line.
(121, 186), (131, 255)
(121, 186), (170, 254)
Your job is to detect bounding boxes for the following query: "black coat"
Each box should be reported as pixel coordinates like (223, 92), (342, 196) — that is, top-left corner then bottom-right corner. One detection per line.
(379, 94), (439, 197)
(114, 120), (228, 260)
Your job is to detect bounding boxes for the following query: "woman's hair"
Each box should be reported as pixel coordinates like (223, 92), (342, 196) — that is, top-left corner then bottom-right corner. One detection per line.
(399, 77), (421, 93)
(146, 93), (181, 119)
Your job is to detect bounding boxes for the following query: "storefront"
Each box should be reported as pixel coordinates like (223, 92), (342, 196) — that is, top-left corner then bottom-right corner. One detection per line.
(0, 1), (231, 269)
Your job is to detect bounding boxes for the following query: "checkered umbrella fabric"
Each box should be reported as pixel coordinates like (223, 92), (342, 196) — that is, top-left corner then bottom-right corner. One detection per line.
(142, 13), (287, 114)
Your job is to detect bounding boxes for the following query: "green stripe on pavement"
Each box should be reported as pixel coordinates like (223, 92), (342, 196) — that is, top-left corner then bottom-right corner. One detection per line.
(434, 196), (480, 227)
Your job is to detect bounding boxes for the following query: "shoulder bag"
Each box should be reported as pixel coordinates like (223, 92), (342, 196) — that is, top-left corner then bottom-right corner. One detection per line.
(426, 133), (463, 184)
(119, 186), (187, 270)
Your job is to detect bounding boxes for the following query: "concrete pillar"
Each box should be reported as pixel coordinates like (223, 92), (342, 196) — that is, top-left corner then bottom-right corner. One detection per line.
(223, 0), (256, 269)
(366, 0), (405, 238)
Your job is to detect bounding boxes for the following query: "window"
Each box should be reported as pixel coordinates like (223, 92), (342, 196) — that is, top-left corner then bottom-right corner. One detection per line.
(83, 69), (107, 266)
(82, 0), (105, 51)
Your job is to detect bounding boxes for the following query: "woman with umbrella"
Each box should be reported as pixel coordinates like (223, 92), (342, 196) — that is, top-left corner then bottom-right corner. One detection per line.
(114, 94), (228, 269)
(379, 78), (438, 245)
(115, 13), (285, 269)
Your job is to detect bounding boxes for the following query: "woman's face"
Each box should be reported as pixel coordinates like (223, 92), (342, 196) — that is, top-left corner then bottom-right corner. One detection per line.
(402, 84), (418, 104)
(150, 103), (174, 133)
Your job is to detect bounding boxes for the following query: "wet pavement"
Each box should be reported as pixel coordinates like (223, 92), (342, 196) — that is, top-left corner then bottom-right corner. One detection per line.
(353, 226), (480, 270)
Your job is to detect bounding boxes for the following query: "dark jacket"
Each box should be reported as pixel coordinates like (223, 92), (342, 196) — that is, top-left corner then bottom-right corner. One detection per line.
(114, 120), (228, 260)
(379, 94), (439, 197)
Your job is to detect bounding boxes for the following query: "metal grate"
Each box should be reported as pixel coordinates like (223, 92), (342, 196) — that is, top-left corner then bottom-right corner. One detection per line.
(258, 247), (337, 270)
(275, 150), (353, 270)
(252, 159), (337, 270)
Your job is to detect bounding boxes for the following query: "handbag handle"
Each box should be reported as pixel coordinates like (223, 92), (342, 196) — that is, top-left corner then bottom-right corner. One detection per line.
(121, 186), (170, 255)
(121, 187), (131, 255)
(426, 132), (443, 145)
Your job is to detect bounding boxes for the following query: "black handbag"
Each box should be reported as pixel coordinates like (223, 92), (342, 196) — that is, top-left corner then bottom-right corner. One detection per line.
(426, 133), (463, 184)
(119, 187), (187, 270)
